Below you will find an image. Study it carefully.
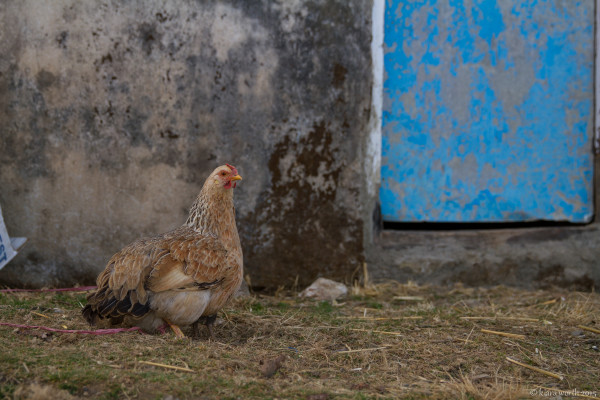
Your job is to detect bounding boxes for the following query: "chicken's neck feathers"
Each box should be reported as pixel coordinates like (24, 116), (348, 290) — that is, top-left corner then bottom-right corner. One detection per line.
(185, 185), (239, 250)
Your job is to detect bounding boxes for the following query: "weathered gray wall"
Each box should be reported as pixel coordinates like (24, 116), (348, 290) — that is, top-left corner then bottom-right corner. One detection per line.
(370, 225), (600, 291)
(0, 0), (373, 288)
(5, 0), (595, 293)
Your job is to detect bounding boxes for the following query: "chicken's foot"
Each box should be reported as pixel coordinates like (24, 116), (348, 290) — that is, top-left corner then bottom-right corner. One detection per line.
(206, 322), (215, 341)
(165, 320), (185, 339)
(192, 314), (217, 340)
(192, 321), (200, 338)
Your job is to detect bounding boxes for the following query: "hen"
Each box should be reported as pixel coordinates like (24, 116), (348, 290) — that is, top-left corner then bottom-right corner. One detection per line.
(82, 164), (243, 339)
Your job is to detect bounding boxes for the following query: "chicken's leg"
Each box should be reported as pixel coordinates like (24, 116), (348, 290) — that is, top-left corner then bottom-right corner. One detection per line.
(192, 314), (217, 340)
(205, 314), (217, 340)
(165, 319), (185, 339)
(192, 320), (201, 338)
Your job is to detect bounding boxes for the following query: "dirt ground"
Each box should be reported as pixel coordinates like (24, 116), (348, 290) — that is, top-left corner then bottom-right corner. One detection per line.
(0, 280), (598, 399)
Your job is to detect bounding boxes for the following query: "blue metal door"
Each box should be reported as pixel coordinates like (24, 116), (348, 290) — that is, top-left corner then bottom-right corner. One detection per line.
(380, 0), (595, 223)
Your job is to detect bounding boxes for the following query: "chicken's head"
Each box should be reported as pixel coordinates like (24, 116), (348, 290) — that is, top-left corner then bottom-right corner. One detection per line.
(211, 164), (242, 190)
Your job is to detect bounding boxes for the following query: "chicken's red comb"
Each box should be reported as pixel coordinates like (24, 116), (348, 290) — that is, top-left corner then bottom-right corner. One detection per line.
(226, 163), (238, 175)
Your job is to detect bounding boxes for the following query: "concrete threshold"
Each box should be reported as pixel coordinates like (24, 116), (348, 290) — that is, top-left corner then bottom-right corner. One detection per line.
(369, 224), (600, 291)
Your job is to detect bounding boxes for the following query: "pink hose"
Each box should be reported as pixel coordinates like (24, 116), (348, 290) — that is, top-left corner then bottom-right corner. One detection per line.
(0, 286), (97, 293)
(0, 322), (143, 335)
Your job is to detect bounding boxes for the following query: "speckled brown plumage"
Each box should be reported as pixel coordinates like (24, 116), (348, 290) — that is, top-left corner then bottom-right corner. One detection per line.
(82, 164), (243, 339)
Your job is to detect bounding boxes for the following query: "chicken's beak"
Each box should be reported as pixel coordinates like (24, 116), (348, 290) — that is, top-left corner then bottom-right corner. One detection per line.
(231, 174), (242, 181)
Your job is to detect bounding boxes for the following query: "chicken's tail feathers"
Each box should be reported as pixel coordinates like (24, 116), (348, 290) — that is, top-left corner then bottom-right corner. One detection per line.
(82, 286), (151, 325)
(81, 304), (98, 326)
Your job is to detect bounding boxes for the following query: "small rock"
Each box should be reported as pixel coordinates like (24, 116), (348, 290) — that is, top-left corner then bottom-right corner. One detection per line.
(259, 355), (286, 378)
(299, 278), (348, 301)
(234, 280), (250, 298)
(351, 382), (369, 390)
(571, 329), (584, 337)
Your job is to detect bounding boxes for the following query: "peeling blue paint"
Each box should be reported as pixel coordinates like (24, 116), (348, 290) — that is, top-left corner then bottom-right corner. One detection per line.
(381, 0), (594, 222)
(472, 0), (505, 46)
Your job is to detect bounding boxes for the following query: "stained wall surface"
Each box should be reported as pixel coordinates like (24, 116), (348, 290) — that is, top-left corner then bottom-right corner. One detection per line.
(2, 0), (599, 292)
(0, 0), (373, 288)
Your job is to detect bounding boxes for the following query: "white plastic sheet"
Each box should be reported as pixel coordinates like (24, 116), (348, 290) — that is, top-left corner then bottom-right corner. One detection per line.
(0, 205), (26, 271)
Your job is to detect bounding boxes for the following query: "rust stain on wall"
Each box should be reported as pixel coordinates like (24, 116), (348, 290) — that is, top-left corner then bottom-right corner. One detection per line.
(240, 121), (364, 289)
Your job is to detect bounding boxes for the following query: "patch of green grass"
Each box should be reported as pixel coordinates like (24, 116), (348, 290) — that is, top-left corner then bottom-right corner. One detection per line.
(0, 383), (17, 399)
(313, 301), (333, 315)
(59, 382), (79, 394)
(0, 294), (38, 308)
(53, 293), (87, 307)
(366, 301), (383, 309)
(250, 302), (264, 315)
(238, 381), (273, 397)
(101, 383), (122, 400)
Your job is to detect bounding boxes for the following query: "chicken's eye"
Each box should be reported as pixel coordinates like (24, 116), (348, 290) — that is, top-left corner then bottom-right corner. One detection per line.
(220, 171), (227, 176)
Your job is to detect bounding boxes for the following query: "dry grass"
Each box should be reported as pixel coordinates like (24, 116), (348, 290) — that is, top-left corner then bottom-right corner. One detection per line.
(0, 281), (599, 399)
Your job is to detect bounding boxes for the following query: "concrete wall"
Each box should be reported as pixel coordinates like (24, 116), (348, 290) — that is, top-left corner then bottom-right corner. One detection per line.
(369, 223), (600, 291)
(0, 0), (373, 288)
(2, 0), (598, 292)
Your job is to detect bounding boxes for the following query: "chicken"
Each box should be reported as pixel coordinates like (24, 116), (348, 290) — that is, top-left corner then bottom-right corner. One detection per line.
(82, 164), (243, 339)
